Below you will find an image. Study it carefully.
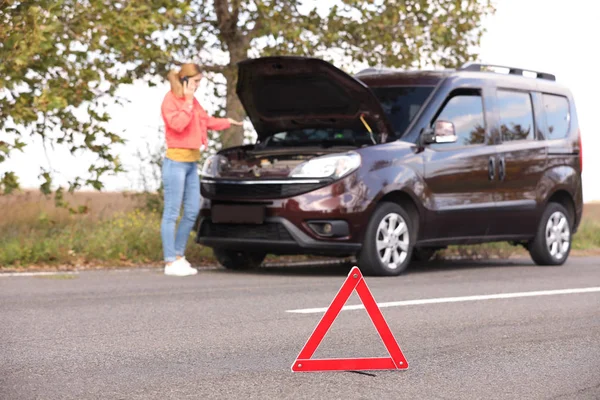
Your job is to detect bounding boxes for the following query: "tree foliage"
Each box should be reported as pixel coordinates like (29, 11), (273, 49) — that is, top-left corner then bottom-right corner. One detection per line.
(1, 0), (495, 199)
(0, 0), (190, 196)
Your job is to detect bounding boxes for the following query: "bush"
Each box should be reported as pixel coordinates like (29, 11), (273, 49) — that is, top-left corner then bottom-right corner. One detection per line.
(0, 208), (213, 267)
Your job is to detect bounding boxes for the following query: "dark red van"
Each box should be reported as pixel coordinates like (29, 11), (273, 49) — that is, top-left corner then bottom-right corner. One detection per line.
(196, 56), (583, 276)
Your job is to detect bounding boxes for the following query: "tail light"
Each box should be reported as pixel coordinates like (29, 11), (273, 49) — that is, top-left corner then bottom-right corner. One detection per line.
(578, 129), (583, 173)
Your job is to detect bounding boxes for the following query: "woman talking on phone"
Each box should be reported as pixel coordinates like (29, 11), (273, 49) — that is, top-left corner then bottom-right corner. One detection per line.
(160, 63), (243, 276)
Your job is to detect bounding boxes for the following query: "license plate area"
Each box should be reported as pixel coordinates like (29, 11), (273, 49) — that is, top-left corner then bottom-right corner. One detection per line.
(211, 204), (265, 224)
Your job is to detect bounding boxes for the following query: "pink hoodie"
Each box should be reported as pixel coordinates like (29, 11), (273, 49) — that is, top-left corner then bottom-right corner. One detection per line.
(161, 91), (231, 149)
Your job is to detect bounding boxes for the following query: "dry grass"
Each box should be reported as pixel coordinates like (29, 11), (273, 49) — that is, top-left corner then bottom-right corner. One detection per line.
(0, 190), (155, 269)
(571, 202), (600, 252)
(1, 189), (599, 270)
(582, 202), (600, 221)
(0, 189), (143, 229)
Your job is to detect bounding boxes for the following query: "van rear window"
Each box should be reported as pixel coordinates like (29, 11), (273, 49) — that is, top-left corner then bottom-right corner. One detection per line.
(497, 89), (535, 142)
(542, 94), (570, 140)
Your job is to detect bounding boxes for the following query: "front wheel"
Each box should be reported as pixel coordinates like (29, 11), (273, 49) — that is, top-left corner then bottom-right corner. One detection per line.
(528, 202), (572, 266)
(357, 202), (415, 276)
(213, 249), (266, 271)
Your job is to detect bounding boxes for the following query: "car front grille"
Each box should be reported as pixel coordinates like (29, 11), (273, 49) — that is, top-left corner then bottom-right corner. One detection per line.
(201, 181), (326, 199)
(199, 220), (294, 241)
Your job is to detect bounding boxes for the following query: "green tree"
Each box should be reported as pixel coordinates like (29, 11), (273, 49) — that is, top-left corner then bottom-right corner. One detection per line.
(0, 0), (190, 199)
(179, 0), (495, 150)
(1, 0), (495, 199)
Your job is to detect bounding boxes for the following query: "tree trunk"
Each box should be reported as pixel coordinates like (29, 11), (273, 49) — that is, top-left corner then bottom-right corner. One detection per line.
(222, 42), (249, 149)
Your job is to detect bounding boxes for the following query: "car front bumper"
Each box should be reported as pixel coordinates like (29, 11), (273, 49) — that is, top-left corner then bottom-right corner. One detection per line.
(195, 216), (362, 256)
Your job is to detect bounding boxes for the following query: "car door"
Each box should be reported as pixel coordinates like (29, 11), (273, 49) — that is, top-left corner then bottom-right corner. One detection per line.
(488, 88), (548, 237)
(421, 87), (498, 241)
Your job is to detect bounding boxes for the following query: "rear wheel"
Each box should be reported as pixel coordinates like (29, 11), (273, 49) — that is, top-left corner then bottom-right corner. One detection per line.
(528, 202), (572, 266)
(213, 249), (266, 271)
(357, 202), (415, 276)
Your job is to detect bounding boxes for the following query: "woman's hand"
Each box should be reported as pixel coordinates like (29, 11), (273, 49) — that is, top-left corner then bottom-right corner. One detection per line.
(183, 80), (195, 102)
(228, 118), (244, 127)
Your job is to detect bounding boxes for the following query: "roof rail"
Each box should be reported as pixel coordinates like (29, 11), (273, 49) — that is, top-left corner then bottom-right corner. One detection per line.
(355, 67), (402, 76)
(459, 62), (556, 81)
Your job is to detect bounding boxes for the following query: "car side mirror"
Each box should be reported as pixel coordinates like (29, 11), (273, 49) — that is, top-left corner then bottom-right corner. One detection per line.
(421, 120), (458, 145)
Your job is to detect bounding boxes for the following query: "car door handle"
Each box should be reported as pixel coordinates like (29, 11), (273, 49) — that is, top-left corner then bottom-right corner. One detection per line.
(488, 157), (495, 181)
(499, 157), (506, 181)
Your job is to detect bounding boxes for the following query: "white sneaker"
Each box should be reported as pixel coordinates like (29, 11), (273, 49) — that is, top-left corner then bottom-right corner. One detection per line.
(178, 257), (192, 268)
(164, 258), (198, 276)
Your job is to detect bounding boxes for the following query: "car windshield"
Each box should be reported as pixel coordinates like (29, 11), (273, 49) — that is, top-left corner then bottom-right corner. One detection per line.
(371, 86), (435, 138)
(258, 127), (379, 149)
(256, 86), (435, 148)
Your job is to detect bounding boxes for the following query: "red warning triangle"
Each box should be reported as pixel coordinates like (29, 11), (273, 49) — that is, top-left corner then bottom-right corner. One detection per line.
(291, 266), (408, 372)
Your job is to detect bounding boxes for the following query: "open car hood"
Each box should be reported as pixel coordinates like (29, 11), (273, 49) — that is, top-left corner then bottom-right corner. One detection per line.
(236, 56), (394, 141)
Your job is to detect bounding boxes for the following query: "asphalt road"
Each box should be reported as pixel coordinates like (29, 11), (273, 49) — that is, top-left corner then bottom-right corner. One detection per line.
(2, 257), (600, 400)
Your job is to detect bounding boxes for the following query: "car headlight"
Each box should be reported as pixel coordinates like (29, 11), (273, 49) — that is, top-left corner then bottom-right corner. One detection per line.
(290, 152), (361, 179)
(201, 154), (227, 178)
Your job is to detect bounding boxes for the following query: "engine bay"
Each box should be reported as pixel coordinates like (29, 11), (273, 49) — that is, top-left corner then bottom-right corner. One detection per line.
(216, 146), (355, 179)
(209, 126), (379, 179)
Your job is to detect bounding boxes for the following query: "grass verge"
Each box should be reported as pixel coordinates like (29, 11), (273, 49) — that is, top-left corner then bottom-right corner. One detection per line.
(1, 191), (599, 271)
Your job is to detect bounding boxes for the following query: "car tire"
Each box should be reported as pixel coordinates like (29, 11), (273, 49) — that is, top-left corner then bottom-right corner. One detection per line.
(528, 202), (572, 266)
(357, 202), (415, 276)
(213, 249), (266, 271)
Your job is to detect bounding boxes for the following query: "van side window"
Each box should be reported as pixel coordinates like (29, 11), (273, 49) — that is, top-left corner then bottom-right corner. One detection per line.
(497, 90), (535, 142)
(542, 94), (570, 140)
(431, 93), (486, 149)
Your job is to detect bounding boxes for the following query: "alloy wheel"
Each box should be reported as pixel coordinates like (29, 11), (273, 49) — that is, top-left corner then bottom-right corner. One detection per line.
(376, 213), (410, 270)
(545, 211), (570, 260)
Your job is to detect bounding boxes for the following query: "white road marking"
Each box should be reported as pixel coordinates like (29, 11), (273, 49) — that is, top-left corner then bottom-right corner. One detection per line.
(286, 286), (600, 314)
(0, 271), (80, 278)
(0, 266), (224, 278)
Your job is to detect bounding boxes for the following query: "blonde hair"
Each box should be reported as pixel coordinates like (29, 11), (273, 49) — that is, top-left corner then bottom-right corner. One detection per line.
(167, 63), (202, 98)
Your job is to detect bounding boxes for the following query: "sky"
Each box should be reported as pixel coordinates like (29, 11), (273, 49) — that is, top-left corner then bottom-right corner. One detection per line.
(3, 0), (599, 202)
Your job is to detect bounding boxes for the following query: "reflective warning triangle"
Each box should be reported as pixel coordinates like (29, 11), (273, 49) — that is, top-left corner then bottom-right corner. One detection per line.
(291, 266), (408, 372)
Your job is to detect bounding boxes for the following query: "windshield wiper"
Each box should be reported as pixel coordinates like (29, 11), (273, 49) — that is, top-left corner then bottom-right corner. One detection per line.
(266, 139), (358, 148)
(318, 139), (358, 148)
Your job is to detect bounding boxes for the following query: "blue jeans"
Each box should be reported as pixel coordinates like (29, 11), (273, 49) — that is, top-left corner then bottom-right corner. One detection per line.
(161, 158), (201, 263)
